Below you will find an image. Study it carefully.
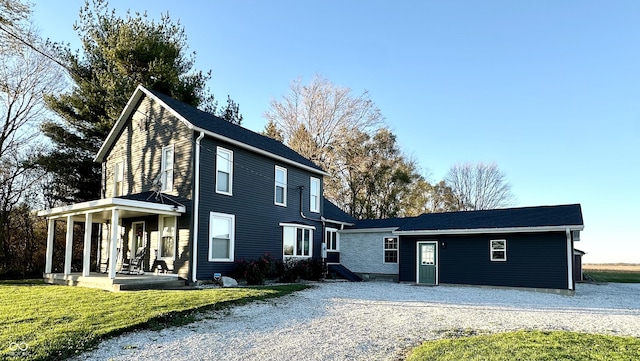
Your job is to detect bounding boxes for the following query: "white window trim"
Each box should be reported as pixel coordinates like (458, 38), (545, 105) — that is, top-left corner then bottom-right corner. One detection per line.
(160, 144), (174, 192)
(208, 212), (235, 262)
(325, 227), (339, 251)
(310, 177), (320, 213)
(275, 165), (287, 207)
(490, 239), (507, 262)
(383, 236), (399, 264)
(158, 215), (176, 260)
(216, 147), (233, 196)
(113, 161), (124, 197)
(281, 225), (313, 258)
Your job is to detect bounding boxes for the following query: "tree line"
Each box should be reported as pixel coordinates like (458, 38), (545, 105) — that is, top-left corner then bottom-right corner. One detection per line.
(263, 75), (515, 219)
(0, 0), (514, 277)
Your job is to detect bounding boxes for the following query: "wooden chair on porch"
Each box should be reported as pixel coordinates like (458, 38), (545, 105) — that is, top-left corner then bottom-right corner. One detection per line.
(122, 247), (146, 275)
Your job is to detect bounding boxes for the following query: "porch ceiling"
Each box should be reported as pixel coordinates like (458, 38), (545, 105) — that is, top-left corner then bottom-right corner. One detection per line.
(37, 197), (186, 222)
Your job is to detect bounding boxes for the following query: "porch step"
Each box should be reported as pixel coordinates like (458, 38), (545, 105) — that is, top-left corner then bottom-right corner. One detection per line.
(43, 273), (192, 292)
(328, 264), (363, 282)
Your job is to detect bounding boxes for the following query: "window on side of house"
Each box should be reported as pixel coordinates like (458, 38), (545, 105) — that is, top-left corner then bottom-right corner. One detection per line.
(275, 166), (287, 206)
(159, 215), (176, 259)
(161, 145), (174, 191)
(113, 161), (124, 197)
(216, 147), (233, 195)
(310, 177), (320, 213)
(490, 239), (507, 261)
(325, 228), (339, 251)
(383, 237), (398, 263)
(209, 212), (235, 262)
(282, 224), (313, 257)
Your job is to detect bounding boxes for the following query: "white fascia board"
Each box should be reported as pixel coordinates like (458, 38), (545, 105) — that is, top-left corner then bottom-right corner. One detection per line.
(279, 223), (316, 230)
(321, 217), (355, 227)
(37, 197), (185, 218)
(94, 85), (147, 162)
(191, 125), (329, 176)
(392, 225), (584, 236)
(339, 227), (399, 234)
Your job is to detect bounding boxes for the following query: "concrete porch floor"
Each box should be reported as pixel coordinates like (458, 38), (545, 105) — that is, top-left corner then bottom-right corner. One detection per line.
(43, 272), (192, 292)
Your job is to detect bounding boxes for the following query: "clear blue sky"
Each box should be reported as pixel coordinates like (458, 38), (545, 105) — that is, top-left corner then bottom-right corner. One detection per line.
(31, 1), (639, 263)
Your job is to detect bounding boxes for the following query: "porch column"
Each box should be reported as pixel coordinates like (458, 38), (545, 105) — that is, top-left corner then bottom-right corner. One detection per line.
(82, 213), (93, 277)
(108, 209), (120, 279)
(64, 215), (74, 275)
(45, 219), (55, 274)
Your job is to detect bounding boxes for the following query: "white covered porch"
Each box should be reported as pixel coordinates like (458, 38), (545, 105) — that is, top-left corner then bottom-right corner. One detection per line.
(37, 197), (186, 283)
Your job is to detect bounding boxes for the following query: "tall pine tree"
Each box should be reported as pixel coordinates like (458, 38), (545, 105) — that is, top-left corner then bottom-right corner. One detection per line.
(37, 0), (241, 204)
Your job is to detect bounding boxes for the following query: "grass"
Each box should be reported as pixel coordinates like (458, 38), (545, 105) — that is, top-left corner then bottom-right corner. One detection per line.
(0, 279), (307, 361)
(407, 330), (640, 361)
(584, 270), (640, 283)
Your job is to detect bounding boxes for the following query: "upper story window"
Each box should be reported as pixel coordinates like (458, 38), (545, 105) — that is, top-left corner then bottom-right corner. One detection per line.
(310, 177), (320, 213)
(490, 239), (507, 261)
(384, 237), (398, 263)
(160, 145), (174, 191)
(216, 147), (233, 195)
(325, 228), (339, 251)
(113, 161), (124, 197)
(275, 166), (287, 206)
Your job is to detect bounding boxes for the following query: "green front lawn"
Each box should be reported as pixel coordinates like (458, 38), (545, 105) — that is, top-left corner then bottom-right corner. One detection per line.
(0, 280), (306, 361)
(585, 270), (640, 283)
(407, 330), (640, 361)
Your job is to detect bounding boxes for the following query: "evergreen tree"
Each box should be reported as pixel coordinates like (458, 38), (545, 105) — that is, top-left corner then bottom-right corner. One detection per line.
(36, 0), (241, 204)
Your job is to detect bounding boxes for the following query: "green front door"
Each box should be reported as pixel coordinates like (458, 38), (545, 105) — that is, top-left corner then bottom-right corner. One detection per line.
(417, 242), (437, 285)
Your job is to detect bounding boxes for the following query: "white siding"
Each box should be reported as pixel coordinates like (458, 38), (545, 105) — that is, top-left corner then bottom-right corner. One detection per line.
(339, 231), (399, 275)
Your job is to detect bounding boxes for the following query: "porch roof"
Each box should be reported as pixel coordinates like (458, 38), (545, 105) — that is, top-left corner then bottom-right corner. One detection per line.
(36, 195), (186, 222)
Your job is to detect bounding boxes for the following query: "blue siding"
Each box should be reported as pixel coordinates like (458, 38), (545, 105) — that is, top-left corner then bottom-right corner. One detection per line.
(195, 137), (324, 280)
(399, 232), (570, 289)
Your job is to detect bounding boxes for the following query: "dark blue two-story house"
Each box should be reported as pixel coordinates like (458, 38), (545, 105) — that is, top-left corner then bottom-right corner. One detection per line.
(38, 85), (353, 286)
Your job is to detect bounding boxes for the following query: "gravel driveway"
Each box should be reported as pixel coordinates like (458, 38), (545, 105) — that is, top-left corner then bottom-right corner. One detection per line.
(72, 282), (640, 361)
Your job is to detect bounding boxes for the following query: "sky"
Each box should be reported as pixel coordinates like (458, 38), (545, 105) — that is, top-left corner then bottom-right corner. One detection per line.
(30, 1), (639, 263)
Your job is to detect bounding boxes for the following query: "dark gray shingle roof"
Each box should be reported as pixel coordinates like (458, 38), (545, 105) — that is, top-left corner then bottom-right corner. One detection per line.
(348, 204), (583, 231)
(148, 89), (324, 173)
(323, 198), (356, 224)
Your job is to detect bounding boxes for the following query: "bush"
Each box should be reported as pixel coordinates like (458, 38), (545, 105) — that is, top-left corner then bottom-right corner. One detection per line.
(234, 253), (284, 285)
(279, 258), (323, 283)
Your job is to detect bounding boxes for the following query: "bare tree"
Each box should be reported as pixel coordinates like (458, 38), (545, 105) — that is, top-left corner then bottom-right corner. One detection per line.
(0, 29), (65, 269)
(264, 74), (383, 166)
(445, 162), (516, 211)
(264, 75), (386, 209)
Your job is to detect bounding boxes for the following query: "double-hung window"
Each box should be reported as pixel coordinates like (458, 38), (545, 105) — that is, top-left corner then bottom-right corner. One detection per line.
(490, 239), (507, 261)
(310, 177), (320, 213)
(113, 161), (124, 197)
(161, 145), (174, 191)
(281, 224), (313, 257)
(325, 228), (338, 251)
(209, 212), (235, 262)
(384, 237), (398, 263)
(216, 147), (233, 195)
(159, 215), (176, 259)
(275, 166), (287, 206)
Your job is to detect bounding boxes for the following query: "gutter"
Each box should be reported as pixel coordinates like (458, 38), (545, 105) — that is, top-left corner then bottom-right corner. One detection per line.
(191, 131), (205, 283)
(393, 225), (584, 236)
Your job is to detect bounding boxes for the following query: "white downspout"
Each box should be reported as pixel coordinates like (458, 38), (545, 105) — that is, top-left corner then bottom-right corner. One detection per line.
(191, 132), (205, 283)
(566, 228), (574, 291)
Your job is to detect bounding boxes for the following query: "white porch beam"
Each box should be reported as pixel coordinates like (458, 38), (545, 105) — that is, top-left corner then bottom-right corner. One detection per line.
(45, 219), (55, 274)
(108, 209), (119, 280)
(82, 213), (93, 277)
(64, 216), (74, 275)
